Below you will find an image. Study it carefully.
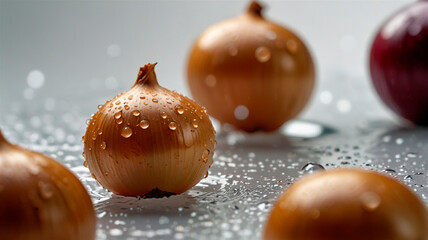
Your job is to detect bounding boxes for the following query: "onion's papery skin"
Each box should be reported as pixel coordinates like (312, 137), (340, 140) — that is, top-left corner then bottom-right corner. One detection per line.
(0, 131), (96, 240)
(83, 63), (216, 197)
(263, 169), (428, 240)
(187, 1), (315, 132)
(370, 1), (428, 125)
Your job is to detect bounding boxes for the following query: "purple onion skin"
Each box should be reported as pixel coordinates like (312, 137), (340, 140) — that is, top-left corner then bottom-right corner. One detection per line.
(370, 0), (428, 125)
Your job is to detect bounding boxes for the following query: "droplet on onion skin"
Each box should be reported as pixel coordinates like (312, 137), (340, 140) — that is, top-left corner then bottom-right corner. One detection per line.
(359, 192), (381, 212)
(160, 111), (167, 119)
(205, 75), (217, 87)
(115, 118), (123, 125)
(286, 40), (298, 53)
(201, 149), (210, 163)
(132, 110), (140, 116)
(114, 111), (122, 119)
(38, 182), (54, 199)
(175, 105), (184, 114)
(192, 119), (199, 128)
(152, 98), (159, 103)
(255, 46), (271, 62)
(100, 141), (106, 150)
(139, 120), (150, 129)
(121, 127), (133, 138)
(169, 122), (177, 130)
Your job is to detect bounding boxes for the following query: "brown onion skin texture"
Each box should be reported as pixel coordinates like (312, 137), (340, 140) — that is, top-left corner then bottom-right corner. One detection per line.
(84, 63), (216, 197)
(187, 1), (315, 132)
(263, 168), (428, 240)
(0, 131), (96, 240)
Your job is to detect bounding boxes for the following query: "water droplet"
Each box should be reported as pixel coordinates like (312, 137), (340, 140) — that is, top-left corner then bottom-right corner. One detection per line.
(132, 110), (140, 117)
(396, 138), (404, 145)
(97, 104), (103, 109)
(205, 75), (217, 87)
(192, 119), (199, 128)
(100, 141), (106, 150)
(29, 165), (40, 175)
(114, 111), (122, 119)
(124, 105), (130, 110)
(115, 100), (121, 105)
(266, 31), (277, 40)
(110, 228), (123, 236)
(255, 46), (271, 62)
(128, 95), (134, 100)
(234, 105), (249, 120)
(407, 152), (417, 158)
(83, 161), (88, 167)
(175, 105), (184, 114)
(121, 127), (133, 138)
(384, 168), (396, 175)
(91, 132), (97, 141)
(158, 216), (170, 225)
(38, 182), (54, 199)
(301, 163), (325, 174)
(139, 120), (150, 129)
(160, 111), (167, 119)
(27, 70), (45, 89)
(228, 46), (238, 56)
(359, 192), (381, 211)
(201, 149), (210, 163)
(168, 122), (178, 130)
(286, 39), (298, 53)
(115, 118), (123, 124)
(152, 98), (159, 103)
(98, 131), (103, 135)
(404, 175), (413, 182)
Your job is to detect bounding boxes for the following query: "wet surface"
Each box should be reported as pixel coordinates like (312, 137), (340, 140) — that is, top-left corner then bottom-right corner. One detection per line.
(1, 95), (427, 240)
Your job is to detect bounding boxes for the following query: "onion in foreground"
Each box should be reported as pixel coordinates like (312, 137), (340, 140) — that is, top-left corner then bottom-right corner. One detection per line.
(264, 168), (428, 240)
(83, 63), (216, 197)
(0, 129), (96, 240)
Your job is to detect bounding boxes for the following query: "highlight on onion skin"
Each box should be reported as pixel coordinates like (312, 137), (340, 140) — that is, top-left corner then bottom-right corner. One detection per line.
(187, 1), (315, 133)
(370, 0), (428, 125)
(263, 168), (428, 240)
(0, 130), (96, 240)
(83, 63), (216, 197)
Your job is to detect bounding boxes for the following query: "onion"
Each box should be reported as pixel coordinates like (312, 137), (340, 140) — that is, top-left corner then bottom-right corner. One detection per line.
(0, 130), (96, 240)
(83, 63), (216, 197)
(370, 0), (428, 125)
(187, 1), (315, 132)
(264, 168), (428, 240)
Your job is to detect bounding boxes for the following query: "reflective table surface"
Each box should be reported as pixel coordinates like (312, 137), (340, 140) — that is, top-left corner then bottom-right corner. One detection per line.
(1, 70), (427, 240)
